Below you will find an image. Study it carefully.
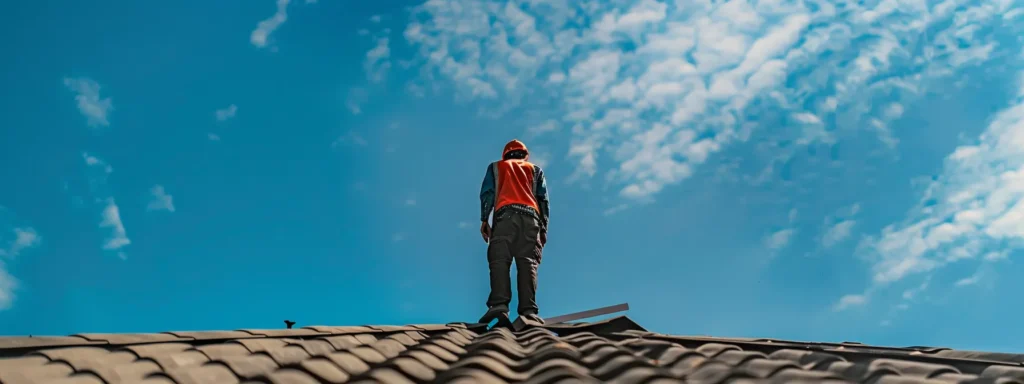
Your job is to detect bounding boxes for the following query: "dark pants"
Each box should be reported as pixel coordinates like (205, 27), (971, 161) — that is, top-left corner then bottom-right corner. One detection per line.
(486, 211), (544, 316)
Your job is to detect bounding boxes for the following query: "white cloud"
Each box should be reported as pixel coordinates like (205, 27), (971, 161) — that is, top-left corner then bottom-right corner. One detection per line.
(147, 185), (175, 213)
(395, 0), (1014, 202)
(365, 37), (391, 83)
(346, 88), (368, 115)
(208, 133), (221, 141)
(528, 120), (559, 137)
(8, 228), (40, 258)
(833, 294), (867, 311)
(860, 70), (1024, 287)
(0, 226), (41, 311)
(215, 104), (238, 121)
(63, 77), (113, 128)
(954, 273), (981, 287)
(823, 220), (856, 248)
(765, 228), (795, 250)
(392, 233), (406, 242)
(405, 198), (417, 206)
(370, 15), (382, 23)
(83, 154), (130, 256)
(458, 221), (471, 229)
(0, 266), (15, 311)
(82, 152), (112, 175)
(100, 198), (130, 252)
(251, 0), (291, 48)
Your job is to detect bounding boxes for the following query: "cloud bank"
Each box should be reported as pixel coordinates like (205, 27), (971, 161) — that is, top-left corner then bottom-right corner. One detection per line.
(393, 0), (1016, 206)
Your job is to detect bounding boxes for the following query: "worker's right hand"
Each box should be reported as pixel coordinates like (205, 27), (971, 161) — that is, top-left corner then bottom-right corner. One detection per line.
(480, 221), (491, 243)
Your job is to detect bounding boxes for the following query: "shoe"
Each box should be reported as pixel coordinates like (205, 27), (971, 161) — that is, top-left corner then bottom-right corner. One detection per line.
(478, 305), (511, 325)
(519, 312), (545, 325)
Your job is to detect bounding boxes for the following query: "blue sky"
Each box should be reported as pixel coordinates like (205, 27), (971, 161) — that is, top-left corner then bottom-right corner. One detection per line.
(2, 0), (1024, 352)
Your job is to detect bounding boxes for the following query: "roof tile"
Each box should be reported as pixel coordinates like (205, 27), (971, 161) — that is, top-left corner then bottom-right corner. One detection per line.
(163, 330), (260, 341)
(236, 329), (324, 338)
(263, 368), (320, 384)
(212, 355), (279, 379)
(45, 373), (105, 384)
(297, 357), (350, 383)
(121, 342), (193, 358)
(364, 367), (417, 384)
(73, 333), (185, 345)
(261, 346), (312, 366)
(194, 344), (251, 360)
(144, 350), (210, 371)
(321, 335), (370, 351)
(300, 326), (376, 335)
(0, 362), (75, 384)
(0, 336), (97, 350)
(83, 360), (162, 383)
(285, 339), (335, 357)
(157, 363), (241, 384)
(232, 338), (288, 353)
(323, 352), (370, 376)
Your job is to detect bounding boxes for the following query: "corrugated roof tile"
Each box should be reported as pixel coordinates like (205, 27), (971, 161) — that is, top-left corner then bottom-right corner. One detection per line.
(73, 333), (185, 345)
(0, 336), (98, 350)
(236, 329), (324, 338)
(2, 315), (1024, 383)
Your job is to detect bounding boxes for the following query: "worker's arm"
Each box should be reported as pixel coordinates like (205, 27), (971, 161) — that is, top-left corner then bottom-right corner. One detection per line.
(480, 163), (496, 223)
(533, 166), (550, 229)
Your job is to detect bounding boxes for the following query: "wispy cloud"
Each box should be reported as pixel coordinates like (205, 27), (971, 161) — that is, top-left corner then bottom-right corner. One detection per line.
(392, 233), (406, 242)
(215, 104), (238, 122)
(100, 198), (130, 254)
(862, 77), (1024, 285)
(208, 133), (221, 141)
(833, 294), (867, 312)
(0, 228), (41, 259)
(844, 62), (1024, 309)
(251, 0), (291, 48)
(365, 37), (391, 83)
(396, 0), (1014, 204)
(405, 198), (417, 206)
(147, 185), (175, 213)
(0, 226), (41, 310)
(83, 153), (130, 257)
(346, 88), (368, 115)
(331, 131), (368, 147)
(527, 120), (559, 137)
(63, 77), (112, 128)
(821, 204), (860, 248)
(822, 220), (856, 248)
(954, 273), (981, 287)
(0, 267), (15, 311)
(765, 228), (795, 250)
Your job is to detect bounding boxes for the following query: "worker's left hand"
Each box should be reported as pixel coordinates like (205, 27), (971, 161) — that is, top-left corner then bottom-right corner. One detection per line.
(480, 221), (491, 243)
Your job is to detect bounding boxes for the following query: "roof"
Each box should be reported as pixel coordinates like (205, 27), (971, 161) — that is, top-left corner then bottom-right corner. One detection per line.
(1, 316), (1023, 383)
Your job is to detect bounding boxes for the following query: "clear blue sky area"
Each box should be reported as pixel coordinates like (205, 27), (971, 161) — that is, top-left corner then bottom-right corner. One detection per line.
(3, 0), (1024, 353)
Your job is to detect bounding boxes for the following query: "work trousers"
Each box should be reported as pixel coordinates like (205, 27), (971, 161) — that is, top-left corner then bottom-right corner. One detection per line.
(486, 210), (544, 316)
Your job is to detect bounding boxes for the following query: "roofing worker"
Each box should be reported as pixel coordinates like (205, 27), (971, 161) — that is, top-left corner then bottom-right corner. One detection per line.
(478, 139), (550, 325)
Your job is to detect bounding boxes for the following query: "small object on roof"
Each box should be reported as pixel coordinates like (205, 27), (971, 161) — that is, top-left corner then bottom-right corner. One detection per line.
(544, 302), (630, 325)
(284, 320), (296, 329)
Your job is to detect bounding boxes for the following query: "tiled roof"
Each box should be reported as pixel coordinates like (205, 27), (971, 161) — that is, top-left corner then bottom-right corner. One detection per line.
(1, 316), (1023, 383)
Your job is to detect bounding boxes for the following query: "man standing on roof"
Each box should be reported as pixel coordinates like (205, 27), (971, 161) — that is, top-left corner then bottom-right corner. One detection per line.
(478, 139), (550, 324)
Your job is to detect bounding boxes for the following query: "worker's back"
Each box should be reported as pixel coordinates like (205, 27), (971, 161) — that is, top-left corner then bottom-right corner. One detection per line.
(493, 158), (540, 214)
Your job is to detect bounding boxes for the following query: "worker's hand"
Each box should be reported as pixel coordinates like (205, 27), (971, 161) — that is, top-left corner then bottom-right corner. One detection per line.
(540, 226), (547, 247)
(480, 221), (491, 243)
